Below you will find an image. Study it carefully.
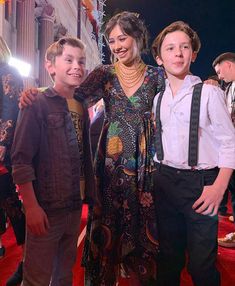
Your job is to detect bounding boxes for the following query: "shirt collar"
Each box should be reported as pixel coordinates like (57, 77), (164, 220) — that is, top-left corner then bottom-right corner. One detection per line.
(165, 74), (202, 97)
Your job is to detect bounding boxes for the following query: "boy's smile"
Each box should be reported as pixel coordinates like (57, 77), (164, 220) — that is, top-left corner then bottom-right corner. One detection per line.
(46, 44), (86, 96)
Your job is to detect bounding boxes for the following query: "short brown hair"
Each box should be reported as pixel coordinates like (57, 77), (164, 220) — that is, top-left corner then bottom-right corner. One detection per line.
(151, 21), (201, 59)
(212, 52), (235, 68)
(0, 36), (11, 65)
(45, 37), (85, 63)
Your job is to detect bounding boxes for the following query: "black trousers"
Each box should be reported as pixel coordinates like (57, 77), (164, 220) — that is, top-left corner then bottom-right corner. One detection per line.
(219, 170), (235, 217)
(153, 163), (220, 286)
(0, 172), (25, 245)
(0, 208), (6, 235)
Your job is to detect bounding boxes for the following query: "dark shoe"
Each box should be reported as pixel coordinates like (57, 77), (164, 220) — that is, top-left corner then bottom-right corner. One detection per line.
(6, 261), (23, 286)
(0, 246), (5, 258)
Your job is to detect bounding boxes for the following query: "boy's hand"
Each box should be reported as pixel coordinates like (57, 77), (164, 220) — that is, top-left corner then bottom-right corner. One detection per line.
(25, 205), (50, 236)
(192, 184), (224, 216)
(19, 87), (39, 109)
(193, 168), (232, 216)
(203, 79), (219, 86)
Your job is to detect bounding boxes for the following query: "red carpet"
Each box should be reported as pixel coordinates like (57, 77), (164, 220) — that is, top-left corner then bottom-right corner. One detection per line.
(1, 205), (235, 286)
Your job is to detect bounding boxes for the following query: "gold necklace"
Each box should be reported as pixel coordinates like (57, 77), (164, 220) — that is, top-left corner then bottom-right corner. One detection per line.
(114, 61), (146, 89)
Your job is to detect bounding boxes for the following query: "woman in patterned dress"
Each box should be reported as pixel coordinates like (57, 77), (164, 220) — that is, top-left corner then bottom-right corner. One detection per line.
(76, 12), (165, 286)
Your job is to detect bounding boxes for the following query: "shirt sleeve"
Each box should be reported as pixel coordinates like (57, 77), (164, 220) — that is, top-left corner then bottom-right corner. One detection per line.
(74, 65), (110, 108)
(11, 104), (41, 184)
(207, 86), (235, 169)
(154, 65), (166, 94)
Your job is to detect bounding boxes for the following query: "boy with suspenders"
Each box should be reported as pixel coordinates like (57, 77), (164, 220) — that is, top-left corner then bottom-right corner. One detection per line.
(151, 21), (235, 286)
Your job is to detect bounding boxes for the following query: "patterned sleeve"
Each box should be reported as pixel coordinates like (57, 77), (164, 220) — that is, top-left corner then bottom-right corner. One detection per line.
(0, 65), (23, 149)
(153, 65), (165, 94)
(74, 65), (111, 108)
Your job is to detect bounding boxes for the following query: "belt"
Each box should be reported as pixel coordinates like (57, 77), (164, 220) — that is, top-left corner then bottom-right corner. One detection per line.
(154, 162), (219, 175)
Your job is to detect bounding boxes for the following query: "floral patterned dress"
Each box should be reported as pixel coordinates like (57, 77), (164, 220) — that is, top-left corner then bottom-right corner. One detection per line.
(75, 64), (164, 285)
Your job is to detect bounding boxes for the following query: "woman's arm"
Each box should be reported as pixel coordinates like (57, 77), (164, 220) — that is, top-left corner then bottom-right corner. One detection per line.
(74, 65), (111, 108)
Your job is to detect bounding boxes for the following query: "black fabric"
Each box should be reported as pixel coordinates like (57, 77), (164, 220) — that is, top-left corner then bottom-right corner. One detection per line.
(188, 83), (203, 167)
(0, 173), (25, 245)
(155, 90), (164, 161)
(0, 208), (6, 235)
(153, 164), (220, 286)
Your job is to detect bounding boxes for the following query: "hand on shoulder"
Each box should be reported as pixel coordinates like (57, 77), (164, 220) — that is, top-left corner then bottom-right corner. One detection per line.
(19, 87), (40, 109)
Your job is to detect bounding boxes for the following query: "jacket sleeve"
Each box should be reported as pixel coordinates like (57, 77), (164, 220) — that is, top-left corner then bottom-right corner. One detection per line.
(11, 104), (41, 185)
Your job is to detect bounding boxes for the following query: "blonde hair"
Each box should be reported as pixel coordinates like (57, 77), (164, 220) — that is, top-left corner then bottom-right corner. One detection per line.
(45, 37), (85, 63)
(0, 36), (11, 65)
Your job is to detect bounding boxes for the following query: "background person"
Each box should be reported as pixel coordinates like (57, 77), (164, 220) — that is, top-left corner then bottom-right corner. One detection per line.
(0, 35), (25, 286)
(213, 52), (235, 248)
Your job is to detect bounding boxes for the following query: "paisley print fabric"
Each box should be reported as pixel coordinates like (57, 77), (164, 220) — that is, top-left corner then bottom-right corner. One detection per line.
(75, 65), (165, 285)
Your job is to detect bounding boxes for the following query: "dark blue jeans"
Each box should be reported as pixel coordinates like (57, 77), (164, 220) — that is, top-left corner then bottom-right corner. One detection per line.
(23, 209), (82, 286)
(153, 164), (220, 286)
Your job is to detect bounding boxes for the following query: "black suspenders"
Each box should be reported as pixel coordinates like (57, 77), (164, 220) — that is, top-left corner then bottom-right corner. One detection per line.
(155, 89), (164, 162)
(188, 83), (203, 167)
(155, 83), (203, 168)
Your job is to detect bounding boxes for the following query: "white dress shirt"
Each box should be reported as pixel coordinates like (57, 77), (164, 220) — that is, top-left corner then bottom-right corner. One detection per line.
(153, 75), (235, 170)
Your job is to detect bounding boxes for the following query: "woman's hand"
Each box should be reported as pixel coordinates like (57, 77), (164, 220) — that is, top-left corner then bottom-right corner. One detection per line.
(19, 87), (39, 109)
(203, 79), (219, 86)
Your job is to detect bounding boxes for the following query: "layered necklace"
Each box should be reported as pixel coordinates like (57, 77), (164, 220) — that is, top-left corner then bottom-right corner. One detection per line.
(114, 60), (147, 89)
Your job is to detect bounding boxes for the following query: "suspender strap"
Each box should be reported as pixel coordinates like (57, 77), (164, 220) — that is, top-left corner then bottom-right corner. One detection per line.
(155, 89), (164, 161)
(155, 83), (203, 167)
(188, 83), (203, 167)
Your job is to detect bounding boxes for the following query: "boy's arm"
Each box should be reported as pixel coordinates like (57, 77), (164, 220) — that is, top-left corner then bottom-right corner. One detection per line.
(18, 182), (49, 235)
(11, 101), (49, 234)
(192, 168), (233, 216)
(193, 86), (235, 216)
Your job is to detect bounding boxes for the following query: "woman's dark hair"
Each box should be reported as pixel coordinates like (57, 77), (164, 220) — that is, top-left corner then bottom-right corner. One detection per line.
(104, 11), (149, 54)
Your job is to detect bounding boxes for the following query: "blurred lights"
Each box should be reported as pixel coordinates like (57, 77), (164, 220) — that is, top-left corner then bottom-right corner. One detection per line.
(8, 57), (31, 77)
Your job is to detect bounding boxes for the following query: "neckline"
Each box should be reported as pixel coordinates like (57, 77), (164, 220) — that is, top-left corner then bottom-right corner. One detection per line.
(114, 65), (148, 99)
